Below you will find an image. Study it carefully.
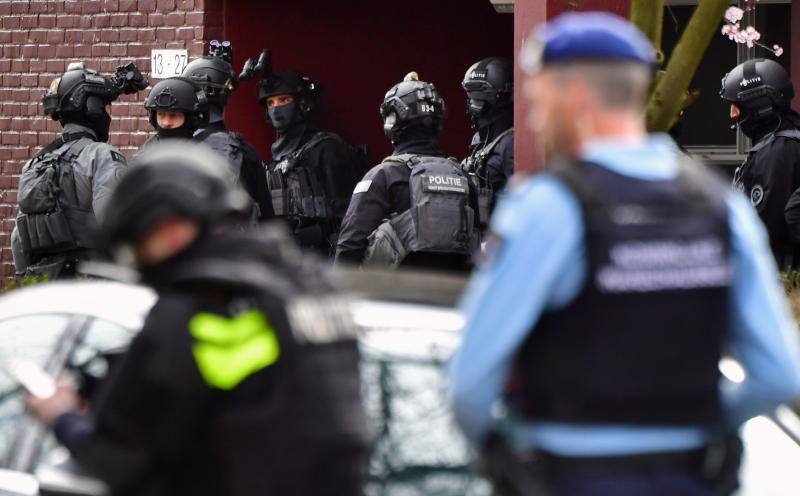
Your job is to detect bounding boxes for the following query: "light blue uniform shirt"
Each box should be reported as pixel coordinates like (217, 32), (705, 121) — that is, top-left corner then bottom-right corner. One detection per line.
(449, 134), (800, 456)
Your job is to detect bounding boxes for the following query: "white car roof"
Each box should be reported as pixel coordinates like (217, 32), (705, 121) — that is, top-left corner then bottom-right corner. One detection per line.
(0, 281), (156, 330)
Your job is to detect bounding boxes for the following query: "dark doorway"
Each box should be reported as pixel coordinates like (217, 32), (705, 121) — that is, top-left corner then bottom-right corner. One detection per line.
(223, 0), (514, 165)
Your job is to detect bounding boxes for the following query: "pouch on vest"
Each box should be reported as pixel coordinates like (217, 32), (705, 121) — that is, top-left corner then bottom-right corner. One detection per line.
(363, 214), (409, 268)
(17, 138), (95, 256)
(267, 168), (288, 216)
(271, 132), (341, 222)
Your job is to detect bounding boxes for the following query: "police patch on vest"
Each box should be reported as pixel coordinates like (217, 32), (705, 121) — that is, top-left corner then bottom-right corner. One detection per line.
(596, 238), (732, 293)
(287, 296), (359, 344)
(421, 174), (468, 194)
(750, 184), (765, 207)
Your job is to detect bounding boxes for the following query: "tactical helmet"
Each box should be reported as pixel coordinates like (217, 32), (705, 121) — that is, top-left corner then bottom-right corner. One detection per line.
(720, 58), (794, 137)
(144, 77), (208, 135)
(43, 61), (146, 120)
(379, 72), (446, 140)
(43, 64), (117, 122)
(181, 56), (237, 107)
(100, 142), (251, 248)
(462, 57), (513, 130)
(43, 61), (146, 142)
(258, 70), (321, 123)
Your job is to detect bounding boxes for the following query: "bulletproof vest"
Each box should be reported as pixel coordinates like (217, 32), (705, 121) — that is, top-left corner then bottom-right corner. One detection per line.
(364, 154), (478, 267)
(267, 132), (333, 220)
(193, 127), (259, 180)
(734, 128), (800, 269)
(164, 244), (367, 492)
(508, 159), (731, 426)
(15, 133), (100, 270)
(462, 127), (513, 226)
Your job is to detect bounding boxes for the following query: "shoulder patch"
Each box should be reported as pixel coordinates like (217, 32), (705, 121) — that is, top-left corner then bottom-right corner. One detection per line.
(110, 150), (126, 164)
(353, 180), (372, 194)
(189, 310), (281, 390)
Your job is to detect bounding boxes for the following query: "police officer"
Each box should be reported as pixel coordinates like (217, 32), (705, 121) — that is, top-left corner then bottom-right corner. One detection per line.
(182, 41), (273, 220)
(461, 57), (514, 228)
(260, 69), (364, 257)
(722, 58), (800, 270)
(27, 142), (369, 496)
(335, 72), (480, 271)
(11, 61), (145, 280)
(449, 13), (800, 495)
(134, 76), (208, 155)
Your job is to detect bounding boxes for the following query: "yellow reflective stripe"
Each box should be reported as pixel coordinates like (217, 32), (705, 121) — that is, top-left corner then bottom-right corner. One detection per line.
(188, 310), (280, 390)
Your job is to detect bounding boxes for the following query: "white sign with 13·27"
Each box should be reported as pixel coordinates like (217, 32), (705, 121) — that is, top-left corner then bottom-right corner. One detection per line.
(150, 49), (189, 79)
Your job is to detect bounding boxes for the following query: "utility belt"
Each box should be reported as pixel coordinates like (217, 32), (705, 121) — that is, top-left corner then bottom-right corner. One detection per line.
(482, 433), (742, 496)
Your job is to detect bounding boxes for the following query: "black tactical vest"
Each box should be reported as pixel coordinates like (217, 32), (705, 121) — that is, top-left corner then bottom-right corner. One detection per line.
(16, 133), (100, 273)
(734, 129), (800, 269)
(363, 154), (479, 267)
(508, 160), (731, 426)
(462, 127), (513, 226)
(266, 132), (334, 220)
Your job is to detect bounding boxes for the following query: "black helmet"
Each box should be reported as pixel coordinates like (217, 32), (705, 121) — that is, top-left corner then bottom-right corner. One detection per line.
(379, 72), (446, 140)
(258, 70), (321, 127)
(720, 58), (794, 138)
(100, 141), (251, 249)
(43, 61), (146, 141)
(43, 61), (146, 120)
(181, 56), (237, 107)
(144, 77), (208, 137)
(462, 57), (513, 130)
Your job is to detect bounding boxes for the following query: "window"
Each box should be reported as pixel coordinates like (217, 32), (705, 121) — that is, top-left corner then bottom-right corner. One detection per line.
(663, 1), (791, 165)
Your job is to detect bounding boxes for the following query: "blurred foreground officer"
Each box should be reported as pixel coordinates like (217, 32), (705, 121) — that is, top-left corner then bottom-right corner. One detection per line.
(260, 69), (365, 256)
(722, 59), (800, 270)
(449, 12), (800, 496)
(27, 143), (369, 496)
(135, 76), (208, 155)
(336, 72), (479, 271)
(182, 41), (272, 220)
(461, 57), (515, 229)
(12, 62), (146, 280)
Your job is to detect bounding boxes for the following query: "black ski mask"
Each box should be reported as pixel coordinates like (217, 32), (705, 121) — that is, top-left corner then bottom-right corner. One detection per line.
(93, 110), (112, 142)
(63, 110), (112, 142)
(155, 115), (195, 140)
(267, 100), (300, 133)
(467, 93), (511, 131)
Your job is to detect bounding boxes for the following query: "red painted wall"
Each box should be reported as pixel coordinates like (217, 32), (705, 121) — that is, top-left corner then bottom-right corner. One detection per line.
(513, 0), (631, 172)
(223, 0), (514, 165)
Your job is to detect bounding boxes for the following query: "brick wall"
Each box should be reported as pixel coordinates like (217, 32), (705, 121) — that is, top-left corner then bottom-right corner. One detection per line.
(0, 0), (223, 279)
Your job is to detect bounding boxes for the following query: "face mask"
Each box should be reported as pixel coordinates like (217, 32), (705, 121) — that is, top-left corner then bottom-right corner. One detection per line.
(737, 110), (780, 141)
(468, 95), (502, 131)
(157, 122), (194, 139)
(92, 110), (112, 142)
(267, 100), (299, 132)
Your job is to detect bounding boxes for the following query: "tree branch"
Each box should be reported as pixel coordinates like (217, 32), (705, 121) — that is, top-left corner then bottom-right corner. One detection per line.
(645, 0), (730, 132)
